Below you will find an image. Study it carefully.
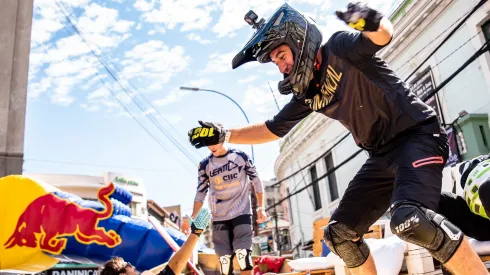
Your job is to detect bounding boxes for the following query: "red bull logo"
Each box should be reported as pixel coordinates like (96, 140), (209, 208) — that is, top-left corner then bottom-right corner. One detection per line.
(3, 182), (122, 255)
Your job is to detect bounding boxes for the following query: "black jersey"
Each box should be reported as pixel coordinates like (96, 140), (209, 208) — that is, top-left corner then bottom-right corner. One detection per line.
(265, 30), (443, 151)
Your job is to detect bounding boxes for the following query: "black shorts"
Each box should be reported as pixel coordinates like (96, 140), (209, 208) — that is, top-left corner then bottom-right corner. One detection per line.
(331, 132), (449, 236)
(212, 214), (253, 256)
(158, 265), (175, 275)
(438, 192), (490, 241)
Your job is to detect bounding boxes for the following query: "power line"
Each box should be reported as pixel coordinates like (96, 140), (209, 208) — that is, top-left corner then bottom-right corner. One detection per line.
(393, 7), (472, 74)
(270, 132), (351, 188)
(57, 1), (200, 165)
(54, 1), (200, 169)
(403, 0), (487, 82)
(432, 31), (482, 68)
(52, 3), (196, 173)
(267, 148), (363, 211)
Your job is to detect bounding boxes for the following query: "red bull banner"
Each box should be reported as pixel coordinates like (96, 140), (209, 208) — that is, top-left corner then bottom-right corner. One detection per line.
(0, 175), (205, 274)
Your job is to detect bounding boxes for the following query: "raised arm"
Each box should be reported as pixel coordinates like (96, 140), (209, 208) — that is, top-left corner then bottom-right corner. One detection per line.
(228, 123), (279, 144)
(363, 17), (393, 47)
(330, 2), (393, 62)
(188, 97), (312, 148)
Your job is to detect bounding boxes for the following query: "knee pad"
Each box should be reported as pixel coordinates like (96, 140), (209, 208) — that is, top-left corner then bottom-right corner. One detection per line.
(234, 249), (253, 271)
(390, 201), (463, 263)
(323, 221), (370, 268)
(219, 254), (233, 275)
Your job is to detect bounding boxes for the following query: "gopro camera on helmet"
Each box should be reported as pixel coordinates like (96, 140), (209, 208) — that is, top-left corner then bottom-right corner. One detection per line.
(244, 10), (265, 30)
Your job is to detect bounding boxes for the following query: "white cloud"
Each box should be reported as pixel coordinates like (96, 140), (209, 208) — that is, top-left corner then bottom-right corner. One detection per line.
(212, 0), (285, 38)
(30, 0), (92, 46)
(134, 0), (219, 32)
(142, 108), (183, 124)
(80, 103), (100, 112)
(189, 78), (213, 88)
(134, 0), (156, 12)
(143, 107), (156, 116)
(28, 78), (52, 99)
(122, 40), (190, 85)
(161, 113), (184, 124)
(202, 51), (235, 73)
(28, 1), (136, 107)
(186, 33), (212, 44)
(148, 25), (166, 36)
(367, 0), (394, 14)
(153, 89), (191, 107)
(238, 75), (259, 84)
(87, 87), (111, 100)
(317, 15), (351, 44)
(243, 81), (290, 114)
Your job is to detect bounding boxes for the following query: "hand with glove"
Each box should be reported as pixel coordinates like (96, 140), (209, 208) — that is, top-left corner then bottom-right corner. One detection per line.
(186, 207), (212, 237)
(335, 2), (384, 32)
(188, 120), (229, 149)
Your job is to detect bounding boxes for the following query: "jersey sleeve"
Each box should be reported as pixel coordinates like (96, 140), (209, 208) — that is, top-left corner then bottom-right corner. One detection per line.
(326, 30), (390, 63)
(194, 159), (210, 203)
(265, 96), (312, 138)
(237, 151), (264, 193)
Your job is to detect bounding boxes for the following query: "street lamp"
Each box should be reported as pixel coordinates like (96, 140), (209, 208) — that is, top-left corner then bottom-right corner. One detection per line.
(180, 86), (255, 162)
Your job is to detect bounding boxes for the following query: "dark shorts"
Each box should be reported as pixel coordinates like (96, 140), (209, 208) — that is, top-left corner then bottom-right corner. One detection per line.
(158, 265), (175, 275)
(212, 214), (253, 256)
(438, 191), (490, 241)
(331, 133), (449, 236)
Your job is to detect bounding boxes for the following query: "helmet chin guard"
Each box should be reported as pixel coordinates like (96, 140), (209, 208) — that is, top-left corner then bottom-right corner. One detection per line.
(232, 3), (322, 99)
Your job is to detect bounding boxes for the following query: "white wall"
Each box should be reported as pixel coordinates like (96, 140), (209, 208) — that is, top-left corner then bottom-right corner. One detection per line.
(387, 0), (490, 123)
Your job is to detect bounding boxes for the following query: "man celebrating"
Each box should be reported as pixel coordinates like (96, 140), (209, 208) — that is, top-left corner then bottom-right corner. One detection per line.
(188, 2), (487, 275)
(181, 141), (267, 275)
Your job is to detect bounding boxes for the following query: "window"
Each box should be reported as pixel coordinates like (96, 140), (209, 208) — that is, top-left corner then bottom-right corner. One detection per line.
(482, 20), (490, 42)
(409, 67), (445, 125)
(310, 166), (322, 210)
(325, 153), (339, 202)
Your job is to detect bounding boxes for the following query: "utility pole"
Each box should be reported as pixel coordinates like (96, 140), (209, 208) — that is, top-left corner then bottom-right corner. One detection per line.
(273, 195), (282, 256)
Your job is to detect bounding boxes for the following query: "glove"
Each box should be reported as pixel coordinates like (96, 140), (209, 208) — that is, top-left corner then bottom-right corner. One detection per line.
(187, 208), (212, 237)
(188, 120), (227, 149)
(335, 2), (383, 32)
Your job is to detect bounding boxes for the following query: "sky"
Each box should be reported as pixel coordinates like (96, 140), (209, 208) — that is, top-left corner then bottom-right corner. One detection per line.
(23, 0), (394, 213)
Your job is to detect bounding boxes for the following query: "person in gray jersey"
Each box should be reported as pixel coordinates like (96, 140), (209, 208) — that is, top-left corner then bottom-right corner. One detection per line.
(181, 141), (267, 275)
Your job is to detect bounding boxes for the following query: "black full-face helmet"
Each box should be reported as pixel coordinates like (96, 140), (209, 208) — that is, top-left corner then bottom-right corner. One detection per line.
(232, 3), (323, 99)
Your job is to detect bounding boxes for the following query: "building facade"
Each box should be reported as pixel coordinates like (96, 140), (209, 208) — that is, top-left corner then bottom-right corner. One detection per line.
(274, 0), (490, 259)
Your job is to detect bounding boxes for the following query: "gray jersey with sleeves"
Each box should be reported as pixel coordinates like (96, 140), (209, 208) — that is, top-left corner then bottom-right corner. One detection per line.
(194, 148), (263, 222)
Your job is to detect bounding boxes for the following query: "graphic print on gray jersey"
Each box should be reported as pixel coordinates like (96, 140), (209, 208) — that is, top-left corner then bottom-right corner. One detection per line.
(194, 149), (263, 221)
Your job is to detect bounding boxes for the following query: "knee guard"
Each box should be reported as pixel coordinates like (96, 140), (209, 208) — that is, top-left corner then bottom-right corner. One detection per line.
(390, 201), (463, 263)
(323, 221), (370, 268)
(235, 249), (253, 271)
(219, 254), (233, 275)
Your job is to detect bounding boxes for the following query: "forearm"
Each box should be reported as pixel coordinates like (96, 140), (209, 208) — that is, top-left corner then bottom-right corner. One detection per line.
(229, 123), (279, 144)
(256, 192), (264, 208)
(363, 17), (393, 46)
(167, 234), (199, 274)
(191, 201), (204, 219)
